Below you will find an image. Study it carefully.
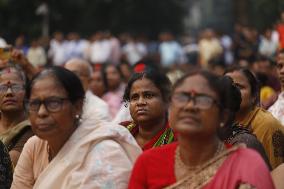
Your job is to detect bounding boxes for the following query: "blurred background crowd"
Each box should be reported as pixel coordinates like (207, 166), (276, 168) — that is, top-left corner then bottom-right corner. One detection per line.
(0, 0), (284, 188)
(1, 16), (284, 108)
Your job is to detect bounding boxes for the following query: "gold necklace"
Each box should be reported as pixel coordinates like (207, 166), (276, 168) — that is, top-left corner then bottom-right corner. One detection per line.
(175, 142), (224, 171)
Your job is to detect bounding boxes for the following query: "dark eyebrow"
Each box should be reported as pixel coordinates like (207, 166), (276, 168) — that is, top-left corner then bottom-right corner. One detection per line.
(131, 90), (156, 94)
(142, 91), (156, 94)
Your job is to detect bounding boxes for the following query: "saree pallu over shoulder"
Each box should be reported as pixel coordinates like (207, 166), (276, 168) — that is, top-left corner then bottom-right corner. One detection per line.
(165, 144), (275, 189)
(122, 121), (176, 150)
(165, 144), (244, 189)
(32, 119), (142, 189)
(0, 120), (31, 150)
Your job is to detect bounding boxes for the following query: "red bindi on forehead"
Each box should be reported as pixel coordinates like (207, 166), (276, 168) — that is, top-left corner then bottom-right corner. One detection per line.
(1, 68), (18, 76)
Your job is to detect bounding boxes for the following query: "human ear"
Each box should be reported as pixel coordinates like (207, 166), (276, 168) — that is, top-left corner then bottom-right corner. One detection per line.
(219, 109), (230, 128)
(73, 99), (84, 117)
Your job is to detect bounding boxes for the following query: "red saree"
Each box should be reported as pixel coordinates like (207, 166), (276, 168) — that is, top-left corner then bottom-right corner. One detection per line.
(120, 121), (176, 151)
(128, 142), (275, 189)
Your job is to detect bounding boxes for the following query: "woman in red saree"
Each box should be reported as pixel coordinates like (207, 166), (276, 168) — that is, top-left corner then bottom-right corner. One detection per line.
(128, 70), (274, 189)
(121, 70), (176, 150)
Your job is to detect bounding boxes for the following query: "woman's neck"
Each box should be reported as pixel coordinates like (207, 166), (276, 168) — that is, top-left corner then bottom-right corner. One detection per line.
(137, 118), (166, 140)
(47, 126), (77, 161)
(178, 135), (221, 167)
(109, 83), (121, 92)
(48, 142), (63, 161)
(0, 111), (26, 131)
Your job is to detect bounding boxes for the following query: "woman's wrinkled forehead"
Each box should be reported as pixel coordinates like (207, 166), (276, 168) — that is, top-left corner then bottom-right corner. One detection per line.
(32, 71), (62, 90)
(30, 74), (68, 98)
(175, 75), (206, 90)
(0, 67), (25, 82)
(1, 67), (19, 76)
(1, 67), (14, 74)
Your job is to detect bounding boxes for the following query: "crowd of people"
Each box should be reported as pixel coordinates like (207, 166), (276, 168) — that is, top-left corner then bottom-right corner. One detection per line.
(0, 12), (284, 189)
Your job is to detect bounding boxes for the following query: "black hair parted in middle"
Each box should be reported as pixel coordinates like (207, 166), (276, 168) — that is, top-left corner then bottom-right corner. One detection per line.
(123, 69), (172, 103)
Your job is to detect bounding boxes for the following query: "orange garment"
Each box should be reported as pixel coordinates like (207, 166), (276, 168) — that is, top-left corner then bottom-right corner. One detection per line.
(277, 24), (284, 49)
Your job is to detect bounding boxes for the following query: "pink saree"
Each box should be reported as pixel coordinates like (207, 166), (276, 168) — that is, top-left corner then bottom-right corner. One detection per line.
(167, 145), (275, 189)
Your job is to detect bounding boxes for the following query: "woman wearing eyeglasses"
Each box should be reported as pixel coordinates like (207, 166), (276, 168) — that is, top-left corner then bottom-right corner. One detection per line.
(11, 66), (141, 189)
(0, 65), (33, 166)
(128, 70), (274, 189)
(121, 70), (176, 151)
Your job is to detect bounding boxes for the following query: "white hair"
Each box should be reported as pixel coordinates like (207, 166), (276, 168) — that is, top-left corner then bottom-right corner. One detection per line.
(65, 58), (93, 78)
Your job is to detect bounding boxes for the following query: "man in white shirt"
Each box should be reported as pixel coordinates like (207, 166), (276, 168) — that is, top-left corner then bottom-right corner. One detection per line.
(159, 32), (185, 68)
(259, 28), (278, 58)
(48, 32), (67, 66)
(65, 58), (111, 121)
(27, 39), (47, 67)
(65, 33), (89, 61)
(87, 32), (112, 64)
(122, 35), (147, 65)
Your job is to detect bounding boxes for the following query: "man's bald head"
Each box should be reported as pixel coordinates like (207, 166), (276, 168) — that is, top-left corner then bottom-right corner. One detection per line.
(65, 58), (92, 78)
(65, 58), (93, 91)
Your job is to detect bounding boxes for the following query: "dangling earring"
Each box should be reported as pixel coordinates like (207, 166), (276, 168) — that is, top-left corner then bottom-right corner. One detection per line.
(220, 122), (224, 127)
(75, 114), (82, 126)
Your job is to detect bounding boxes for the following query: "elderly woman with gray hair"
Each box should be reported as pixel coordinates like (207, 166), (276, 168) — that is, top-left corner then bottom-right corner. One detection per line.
(0, 65), (33, 166)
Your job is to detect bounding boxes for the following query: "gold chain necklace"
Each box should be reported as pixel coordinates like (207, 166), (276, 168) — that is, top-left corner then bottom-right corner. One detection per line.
(175, 142), (224, 171)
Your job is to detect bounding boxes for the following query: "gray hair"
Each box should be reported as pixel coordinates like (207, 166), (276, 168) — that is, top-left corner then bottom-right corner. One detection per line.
(0, 64), (27, 85)
(65, 58), (93, 78)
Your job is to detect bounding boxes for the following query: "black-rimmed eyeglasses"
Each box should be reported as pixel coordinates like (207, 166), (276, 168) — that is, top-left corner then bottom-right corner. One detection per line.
(26, 97), (69, 113)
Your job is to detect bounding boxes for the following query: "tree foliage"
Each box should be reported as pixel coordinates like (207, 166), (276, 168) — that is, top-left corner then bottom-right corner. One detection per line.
(249, 0), (284, 30)
(1, 0), (282, 41)
(0, 0), (187, 41)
